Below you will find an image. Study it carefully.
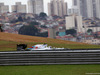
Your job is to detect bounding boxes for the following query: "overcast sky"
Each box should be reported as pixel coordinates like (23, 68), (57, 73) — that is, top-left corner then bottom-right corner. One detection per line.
(0, 0), (72, 13)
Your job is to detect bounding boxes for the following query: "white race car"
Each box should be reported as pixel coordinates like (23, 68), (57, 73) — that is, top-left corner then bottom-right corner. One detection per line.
(26, 44), (65, 51)
(26, 44), (52, 50)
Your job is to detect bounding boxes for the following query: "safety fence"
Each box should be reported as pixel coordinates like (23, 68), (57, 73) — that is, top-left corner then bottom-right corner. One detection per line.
(0, 50), (100, 65)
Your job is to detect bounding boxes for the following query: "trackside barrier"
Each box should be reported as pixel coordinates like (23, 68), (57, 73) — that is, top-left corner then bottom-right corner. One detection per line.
(0, 50), (100, 65)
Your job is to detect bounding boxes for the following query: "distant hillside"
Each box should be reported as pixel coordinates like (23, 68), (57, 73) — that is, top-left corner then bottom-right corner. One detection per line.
(0, 32), (100, 51)
(0, 32), (83, 44)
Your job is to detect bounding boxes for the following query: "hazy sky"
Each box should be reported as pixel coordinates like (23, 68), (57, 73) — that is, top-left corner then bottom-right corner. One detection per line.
(0, 0), (72, 13)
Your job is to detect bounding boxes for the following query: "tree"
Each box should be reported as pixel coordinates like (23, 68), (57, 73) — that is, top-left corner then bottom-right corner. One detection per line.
(52, 15), (62, 19)
(17, 16), (23, 22)
(30, 21), (39, 25)
(37, 32), (48, 37)
(66, 29), (77, 37)
(0, 24), (3, 32)
(87, 29), (92, 33)
(39, 12), (47, 20)
(39, 12), (47, 17)
(18, 23), (39, 36)
(87, 29), (93, 35)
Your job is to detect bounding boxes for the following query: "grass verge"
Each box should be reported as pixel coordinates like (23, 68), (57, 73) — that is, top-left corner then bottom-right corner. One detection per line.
(0, 40), (100, 51)
(0, 65), (100, 75)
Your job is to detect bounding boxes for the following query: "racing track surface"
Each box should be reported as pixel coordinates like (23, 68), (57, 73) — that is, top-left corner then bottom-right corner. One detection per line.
(0, 50), (100, 65)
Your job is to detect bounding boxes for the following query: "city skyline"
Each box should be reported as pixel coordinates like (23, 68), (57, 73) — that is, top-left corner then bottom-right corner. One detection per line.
(28, 0), (44, 14)
(72, 0), (100, 19)
(0, 0), (72, 13)
(48, 0), (67, 16)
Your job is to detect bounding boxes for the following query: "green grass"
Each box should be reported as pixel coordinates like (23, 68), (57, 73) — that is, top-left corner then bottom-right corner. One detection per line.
(0, 65), (100, 75)
(0, 41), (17, 51)
(48, 43), (100, 49)
(1, 32), (100, 51)
(1, 40), (100, 51)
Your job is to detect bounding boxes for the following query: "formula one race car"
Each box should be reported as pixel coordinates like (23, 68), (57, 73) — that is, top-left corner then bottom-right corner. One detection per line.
(17, 44), (65, 51)
(26, 44), (52, 51)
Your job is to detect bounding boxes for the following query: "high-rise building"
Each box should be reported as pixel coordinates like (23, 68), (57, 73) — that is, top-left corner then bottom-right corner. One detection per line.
(0, 3), (9, 13)
(48, 3), (51, 16)
(78, 0), (88, 17)
(86, 0), (93, 18)
(48, 0), (67, 17)
(72, 0), (78, 6)
(28, 0), (44, 14)
(0, 3), (4, 6)
(68, 0), (79, 16)
(65, 16), (76, 30)
(12, 2), (26, 13)
(72, 0), (100, 18)
(65, 15), (83, 33)
(48, 28), (56, 39)
(65, 15), (100, 33)
(95, 0), (100, 19)
(68, 6), (79, 15)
